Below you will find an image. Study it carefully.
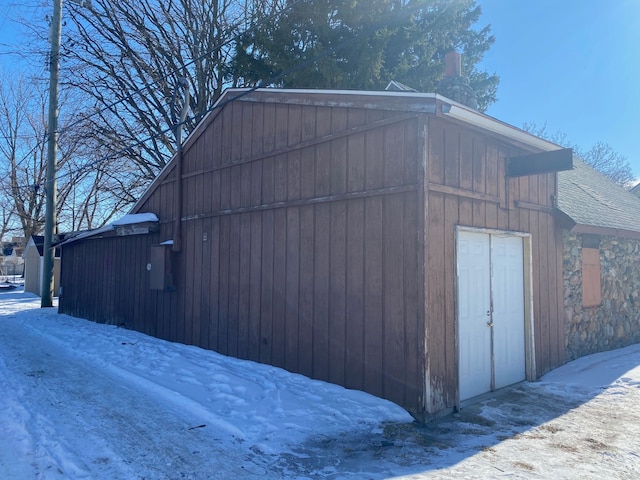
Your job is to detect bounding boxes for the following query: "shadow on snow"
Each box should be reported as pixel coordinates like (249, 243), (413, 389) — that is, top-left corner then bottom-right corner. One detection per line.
(2, 290), (637, 479)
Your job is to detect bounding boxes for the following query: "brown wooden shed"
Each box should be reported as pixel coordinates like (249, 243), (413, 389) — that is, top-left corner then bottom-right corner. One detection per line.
(59, 88), (569, 419)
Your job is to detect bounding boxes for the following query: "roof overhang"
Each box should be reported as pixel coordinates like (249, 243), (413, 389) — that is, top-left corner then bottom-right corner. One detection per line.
(567, 223), (640, 241)
(556, 207), (640, 240)
(59, 213), (159, 246)
(440, 103), (561, 152)
(507, 148), (574, 177)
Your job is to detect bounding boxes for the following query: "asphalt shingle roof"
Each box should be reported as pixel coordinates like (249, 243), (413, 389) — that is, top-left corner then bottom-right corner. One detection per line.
(28, 235), (61, 257)
(557, 159), (640, 233)
(31, 235), (46, 257)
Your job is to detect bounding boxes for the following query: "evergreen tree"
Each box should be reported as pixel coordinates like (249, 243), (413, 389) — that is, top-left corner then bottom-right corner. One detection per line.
(234, 0), (499, 111)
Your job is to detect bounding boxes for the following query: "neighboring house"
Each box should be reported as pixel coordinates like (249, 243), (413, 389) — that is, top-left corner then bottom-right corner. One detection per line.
(1, 242), (14, 257)
(0, 251), (24, 278)
(0, 238), (25, 277)
(630, 182), (640, 198)
(23, 235), (61, 296)
(59, 88), (572, 420)
(557, 159), (640, 360)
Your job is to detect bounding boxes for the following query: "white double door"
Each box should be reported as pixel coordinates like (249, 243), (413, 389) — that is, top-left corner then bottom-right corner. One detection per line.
(457, 230), (526, 401)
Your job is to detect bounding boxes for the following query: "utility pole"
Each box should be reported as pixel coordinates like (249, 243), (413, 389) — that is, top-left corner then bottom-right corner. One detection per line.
(171, 78), (190, 254)
(41, 0), (63, 308)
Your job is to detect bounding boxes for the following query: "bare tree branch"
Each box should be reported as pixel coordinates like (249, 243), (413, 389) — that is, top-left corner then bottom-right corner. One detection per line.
(61, 0), (283, 192)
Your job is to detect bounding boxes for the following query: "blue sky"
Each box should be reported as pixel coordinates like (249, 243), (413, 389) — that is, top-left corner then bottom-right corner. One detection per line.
(1, 1), (639, 177)
(479, 0), (640, 177)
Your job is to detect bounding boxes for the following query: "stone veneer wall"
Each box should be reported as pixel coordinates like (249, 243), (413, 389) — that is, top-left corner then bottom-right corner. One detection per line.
(564, 231), (640, 361)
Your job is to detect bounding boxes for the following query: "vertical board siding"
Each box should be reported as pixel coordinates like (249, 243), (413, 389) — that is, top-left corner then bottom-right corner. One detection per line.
(237, 213), (252, 360)
(328, 201), (347, 386)
(537, 208), (551, 374)
(271, 209), (287, 369)
(312, 204), (331, 382)
(424, 116), (564, 413)
(382, 193), (406, 406)
(248, 212), (262, 361)
(217, 215), (230, 355)
(59, 103), (425, 417)
(363, 196), (384, 398)
(227, 214), (241, 357)
(345, 199), (365, 391)
(426, 191), (447, 410)
(443, 195), (458, 403)
(60, 97), (563, 419)
(298, 205), (315, 379)
(208, 218), (220, 351)
(403, 189), (422, 407)
(259, 209), (274, 365)
(384, 123), (406, 187)
(443, 128), (459, 188)
(210, 105), (422, 410)
(285, 207), (301, 373)
(200, 217), (212, 349)
(183, 216), (195, 345)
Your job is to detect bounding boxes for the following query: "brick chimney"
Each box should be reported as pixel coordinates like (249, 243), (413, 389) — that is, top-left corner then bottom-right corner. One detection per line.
(437, 51), (478, 110)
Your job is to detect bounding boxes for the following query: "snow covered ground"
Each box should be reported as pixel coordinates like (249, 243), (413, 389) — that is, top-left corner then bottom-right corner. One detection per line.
(1, 288), (639, 479)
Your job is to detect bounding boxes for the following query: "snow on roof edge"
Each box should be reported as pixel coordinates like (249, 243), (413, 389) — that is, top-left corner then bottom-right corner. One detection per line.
(59, 213), (159, 247)
(112, 213), (159, 226)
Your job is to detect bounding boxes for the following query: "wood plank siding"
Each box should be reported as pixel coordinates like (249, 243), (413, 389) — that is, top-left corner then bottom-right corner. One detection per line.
(423, 118), (564, 412)
(59, 91), (565, 418)
(60, 96), (427, 414)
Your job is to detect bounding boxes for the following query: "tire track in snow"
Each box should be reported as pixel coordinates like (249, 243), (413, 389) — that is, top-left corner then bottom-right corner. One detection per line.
(0, 313), (271, 479)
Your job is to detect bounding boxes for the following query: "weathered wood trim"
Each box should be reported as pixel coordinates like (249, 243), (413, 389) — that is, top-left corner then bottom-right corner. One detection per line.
(514, 200), (555, 213)
(498, 148), (508, 210)
(417, 115), (429, 415)
(234, 89), (438, 114)
(169, 184), (419, 223)
(427, 182), (501, 204)
(523, 233), (537, 381)
(115, 222), (159, 236)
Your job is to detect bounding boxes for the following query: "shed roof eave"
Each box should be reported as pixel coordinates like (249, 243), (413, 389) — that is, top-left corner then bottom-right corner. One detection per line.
(441, 104), (562, 152)
(567, 223), (640, 241)
(58, 213), (159, 247)
(217, 86), (441, 101)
